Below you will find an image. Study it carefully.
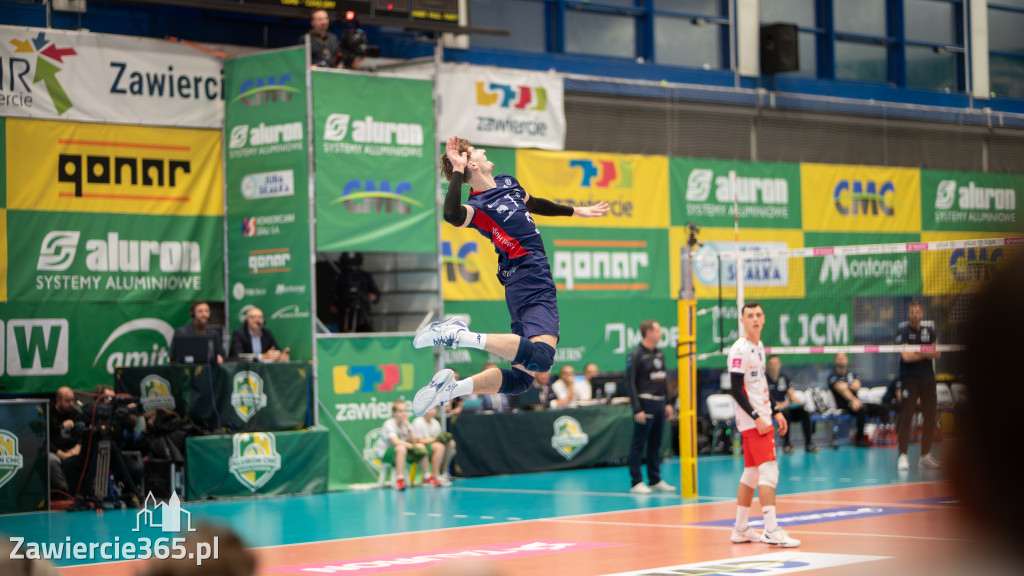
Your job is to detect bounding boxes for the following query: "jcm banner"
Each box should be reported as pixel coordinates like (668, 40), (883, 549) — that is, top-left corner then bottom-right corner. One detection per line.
(517, 150), (670, 229)
(921, 170), (1023, 233)
(224, 47), (312, 363)
(437, 64), (566, 151)
(543, 226), (670, 300)
(673, 227), (806, 301)
(6, 118), (223, 216)
(316, 336), (435, 490)
(0, 25), (223, 127)
(801, 163), (921, 233)
(313, 72), (436, 254)
(6, 211), (222, 302)
(0, 300), (184, 394)
(440, 300), (678, 379)
(670, 158), (802, 229)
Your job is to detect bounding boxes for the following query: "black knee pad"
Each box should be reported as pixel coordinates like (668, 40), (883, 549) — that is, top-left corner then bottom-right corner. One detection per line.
(512, 339), (555, 373)
(498, 368), (535, 395)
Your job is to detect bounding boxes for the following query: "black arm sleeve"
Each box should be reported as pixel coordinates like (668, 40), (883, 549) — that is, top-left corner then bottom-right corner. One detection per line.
(525, 195), (574, 217)
(443, 172), (468, 226)
(729, 373), (760, 420)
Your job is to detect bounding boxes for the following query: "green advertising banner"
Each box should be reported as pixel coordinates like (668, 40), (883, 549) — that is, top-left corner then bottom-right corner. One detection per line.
(695, 297), (855, 368)
(224, 47), (313, 363)
(316, 336), (435, 489)
(669, 157), (802, 229)
(803, 232), (922, 298)
(185, 427), (327, 501)
(0, 400), (49, 514)
(0, 300), (188, 394)
(921, 169), (1024, 232)
(313, 72), (436, 253)
(441, 299), (679, 378)
(6, 211), (222, 302)
(542, 226), (670, 300)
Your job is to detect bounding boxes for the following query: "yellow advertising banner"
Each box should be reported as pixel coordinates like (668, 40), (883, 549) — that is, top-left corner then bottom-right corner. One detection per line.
(441, 225), (505, 301)
(919, 231), (1015, 296)
(671, 226), (805, 300)
(516, 149), (669, 228)
(7, 118), (223, 216)
(1, 208), (6, 302)
(801, 163), (921, 233)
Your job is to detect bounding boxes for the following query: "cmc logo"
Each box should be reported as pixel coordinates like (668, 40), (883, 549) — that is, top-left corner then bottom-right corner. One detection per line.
(441, 241), (480, 283)
(335, 180), (421, 215)
(333, 364), (414, 394)
(233, 73), (300, 106)
(833, 180), (894, 216)
(569, 159), (632, 188)
(949, 246), (1003, 282)
(475, 82), (547, 111)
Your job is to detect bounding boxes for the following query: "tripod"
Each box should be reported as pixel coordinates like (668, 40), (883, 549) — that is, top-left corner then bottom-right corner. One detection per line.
(76, 422), (143, 510)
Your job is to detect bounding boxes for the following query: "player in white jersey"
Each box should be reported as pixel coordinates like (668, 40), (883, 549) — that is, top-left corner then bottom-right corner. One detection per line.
(726, 302), (800, 548)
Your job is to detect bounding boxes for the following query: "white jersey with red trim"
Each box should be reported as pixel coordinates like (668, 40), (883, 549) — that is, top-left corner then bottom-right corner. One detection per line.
(727, 337), (771, 432)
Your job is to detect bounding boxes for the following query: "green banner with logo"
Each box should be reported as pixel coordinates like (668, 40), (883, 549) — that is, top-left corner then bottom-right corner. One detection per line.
(451, 404), (671, 477)
(313, 72), (436, 253)
(0, 300), (184, 394)
(695, 297), (855, 368)
(116, 363), (310, 432)
(803, 232), (922, 298)
(0, 400), (49, 514)
(670, 158), (802, 229)
(224, 47), (312, 363)
(6, 211), (221, 302)
(921, 169), (1023, 232)
(441, 299), (679, 378)
(185, 427), (327, 500)
(316, 336), (435, 490)
(542, 226), (670, 300)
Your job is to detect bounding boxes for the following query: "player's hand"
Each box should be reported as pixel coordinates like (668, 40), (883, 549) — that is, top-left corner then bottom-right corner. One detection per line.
(755, 415), (773, 435)
(850, 398), (863, 412)
(446, 135), (468, 172)
(573, 202), (609, 218)
(634, 411), (648, 425)
(665, 404), (677, 422)
(774, 412), (788, 436)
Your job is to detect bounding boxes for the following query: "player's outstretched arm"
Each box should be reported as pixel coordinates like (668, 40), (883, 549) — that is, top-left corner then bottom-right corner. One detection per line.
(572, 201), (609, 218)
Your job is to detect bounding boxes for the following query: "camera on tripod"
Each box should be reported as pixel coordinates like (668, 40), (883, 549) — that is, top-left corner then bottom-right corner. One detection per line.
(339, 15), (380, 69)
(73, 391), (144, 510)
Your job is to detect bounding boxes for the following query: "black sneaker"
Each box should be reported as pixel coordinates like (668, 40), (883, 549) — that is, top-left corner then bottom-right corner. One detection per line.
(806, 443), (819, 453)
(782, 444), (794, 454)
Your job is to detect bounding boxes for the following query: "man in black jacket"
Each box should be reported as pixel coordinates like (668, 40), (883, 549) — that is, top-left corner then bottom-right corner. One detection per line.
(230, 307), (290, 362)
(625, 319), (677, 494)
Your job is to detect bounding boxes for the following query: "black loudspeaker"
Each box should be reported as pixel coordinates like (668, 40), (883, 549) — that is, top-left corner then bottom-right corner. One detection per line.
(761, 23), (799, 74)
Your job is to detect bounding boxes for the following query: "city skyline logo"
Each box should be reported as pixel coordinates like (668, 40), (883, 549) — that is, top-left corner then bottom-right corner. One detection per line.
(134, 491), (195, 533)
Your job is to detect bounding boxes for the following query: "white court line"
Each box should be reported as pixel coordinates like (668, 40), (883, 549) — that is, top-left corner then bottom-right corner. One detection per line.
(451, 486), (683, 499)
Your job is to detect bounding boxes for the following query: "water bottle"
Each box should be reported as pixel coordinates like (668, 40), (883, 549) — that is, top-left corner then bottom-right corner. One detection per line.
(732, 430), (741, 456)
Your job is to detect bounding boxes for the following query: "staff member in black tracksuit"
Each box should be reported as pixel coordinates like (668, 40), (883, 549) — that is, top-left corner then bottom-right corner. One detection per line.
(626, 319), (677, 494)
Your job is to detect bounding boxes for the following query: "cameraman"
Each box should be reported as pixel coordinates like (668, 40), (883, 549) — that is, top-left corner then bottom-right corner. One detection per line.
(331, 252), (380, 332)
(92, 385), (147, 454)
(307, 8), (340, 68)
(48, 386), (85, 497)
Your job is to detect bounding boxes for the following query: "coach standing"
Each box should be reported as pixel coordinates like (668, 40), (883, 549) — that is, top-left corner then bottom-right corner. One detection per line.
(626, 319), (677, 494)
(896, 299), (942, 471)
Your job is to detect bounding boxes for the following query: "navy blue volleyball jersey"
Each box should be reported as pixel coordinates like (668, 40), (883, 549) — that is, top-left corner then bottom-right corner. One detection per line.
(466, 175), (550, 285)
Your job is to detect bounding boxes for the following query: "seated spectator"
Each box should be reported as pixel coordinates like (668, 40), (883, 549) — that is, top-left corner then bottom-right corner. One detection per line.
(170, 301), (224, 364)
(229, 307), (290, 362)
(381, 401), (429, 491)
(412, 406), (455, 486)
(766, 356), (817, 453)
(49, 386), (85, 498)
(827, 352), (890, 447)
(583, 362), (599, 389)
(551, 365), (592, 406)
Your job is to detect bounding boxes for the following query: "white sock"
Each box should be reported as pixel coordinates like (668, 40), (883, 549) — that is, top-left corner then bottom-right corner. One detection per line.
(453, 378), (474, 398)
(762, 506), (777, 531)
(735, 505), (750, 530)
(457, 330), (487, 350)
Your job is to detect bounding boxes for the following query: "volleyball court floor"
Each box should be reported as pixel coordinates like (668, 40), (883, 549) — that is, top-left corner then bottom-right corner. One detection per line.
(1, 442), (987, 575)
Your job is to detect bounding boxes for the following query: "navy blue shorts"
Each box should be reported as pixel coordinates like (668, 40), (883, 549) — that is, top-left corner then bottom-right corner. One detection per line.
(504, 269), (559, 340)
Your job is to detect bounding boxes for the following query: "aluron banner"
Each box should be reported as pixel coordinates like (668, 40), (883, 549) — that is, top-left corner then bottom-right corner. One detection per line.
(517, 150), (670, 229)
(313, 72), (436, 254)
(7, 118), (223, 216)
(437, 64), (565, 151)
(7, 211), (222, 302)
(921, 170), (1024, 232)
(0, 25), (223, 127)
(670, 158), (802, 229)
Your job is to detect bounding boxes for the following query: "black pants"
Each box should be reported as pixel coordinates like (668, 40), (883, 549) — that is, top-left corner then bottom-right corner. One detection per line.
(782, 406), (814, 445)
(629, 399), (665, 486)
(846, 402), (891, 440)
(898, 379), (937, 455)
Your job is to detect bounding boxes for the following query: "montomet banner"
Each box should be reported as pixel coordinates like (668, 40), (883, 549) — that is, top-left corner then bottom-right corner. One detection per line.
(517, 150), (670, 229)
(6, 118), (223, 216)
(801, 163), (921, 233)
(0, 25), (223, 127)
